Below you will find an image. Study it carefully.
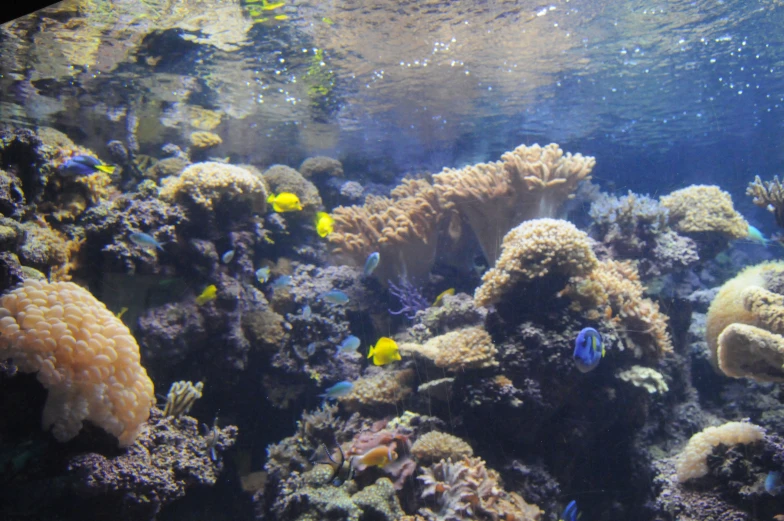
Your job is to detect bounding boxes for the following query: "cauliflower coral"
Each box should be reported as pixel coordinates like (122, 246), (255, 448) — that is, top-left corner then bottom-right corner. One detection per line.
(0, 279), (155, 447)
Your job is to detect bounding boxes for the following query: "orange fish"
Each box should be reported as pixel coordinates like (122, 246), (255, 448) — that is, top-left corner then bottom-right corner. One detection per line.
(351, 445), (398, 471)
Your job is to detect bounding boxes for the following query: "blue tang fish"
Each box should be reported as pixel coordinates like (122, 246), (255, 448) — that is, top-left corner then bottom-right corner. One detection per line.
(573, 327), (604, 373)
(559, 500), (579, 521)
(59, 155), (116, 176)
(364, 252), (380, 276)
(337, 335), (361, 354)
(129, 232), (164, 251)
(766, 471), (783, 494)
(271, 275), (292, 289)
(322, 290), (349, 305)
(221, 249), (235, 263)
(319, 381), (354, 400)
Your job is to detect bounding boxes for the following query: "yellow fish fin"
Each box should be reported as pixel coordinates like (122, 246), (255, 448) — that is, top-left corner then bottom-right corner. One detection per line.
(367, 346), (375, 359)
(95, 164), (116, 174)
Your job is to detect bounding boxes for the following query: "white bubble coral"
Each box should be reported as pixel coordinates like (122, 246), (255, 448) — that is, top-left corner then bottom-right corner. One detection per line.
(0, 279), (155, 447)
(675, 421), (765, 482)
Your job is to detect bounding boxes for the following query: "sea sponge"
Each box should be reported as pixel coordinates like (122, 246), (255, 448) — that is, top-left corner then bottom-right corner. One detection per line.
(474, 218), (598, 307)
(159, 161), (268, 213)
(434, 143), (595, 264)
(706, 261), (784, 381)
(747, 175), (784, 228)
(330, 178), (444, 283)
(299, 156), (343, 178)
(411, 432), (474, 462)
(339, 369), (414, 411)
(675, 421), (765, 482)
(262, 165), (323, 213)
(189, 131), (222, 149)
(660, 185), (748, 239)
(399, 327), (498, 372)
(0, 279), (155, 447)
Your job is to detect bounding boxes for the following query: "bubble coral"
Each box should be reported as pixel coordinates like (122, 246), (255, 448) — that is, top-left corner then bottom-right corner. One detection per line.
(674, 421), (765, 482)
(0, 279), (155, 447)
(399, 326), (498, 372)
(159, 161), (268, 214)
(434, 143), (595, 264)
(411, 432), (474, 463)
(706, 261), (784, 382)
(660, 184), (749, 240)
(330, 178), (444, 283)
(474, 218), (598, 307)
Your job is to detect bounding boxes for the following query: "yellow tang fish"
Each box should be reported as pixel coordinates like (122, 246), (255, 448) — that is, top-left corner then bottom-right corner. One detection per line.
(315, 211), (334, 237)
(116, 307), (129, 319)
(196, 284), (217, 305)
(367, 337), (401, 366)
(433, 288), (455, 306)
(267, 192), (303, 213)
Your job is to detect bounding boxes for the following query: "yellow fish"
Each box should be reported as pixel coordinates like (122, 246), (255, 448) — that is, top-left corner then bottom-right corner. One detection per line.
(367, 337), (401, 366)
(315, 211), (334, 237)
(116, 307), (129, 319)
(267, 192), (303, 213)
(196, 284), (217, 305)
(274, 14), (289, 20)
(433, 288), (455, 306)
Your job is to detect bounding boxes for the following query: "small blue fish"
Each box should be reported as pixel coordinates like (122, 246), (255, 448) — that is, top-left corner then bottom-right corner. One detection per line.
(319, 381), (354, 400)
(272, 275), (292, 289)
(337, 335), (361, 354)
(129, 232), (164, 251)
(302, 305), (312, 319)
(221, 250), (235, 263)
(59, 155), (116, 176)
(256, 266), (271, 284)
(766, 471), (783, 494)
(364, 252), (380, 276)
(573, 327), (604, 373)
(559, 500), (579, 521)
(307, 342), (317, 356)
(322, 290), (349, 305)
(747, 225), (770, 246)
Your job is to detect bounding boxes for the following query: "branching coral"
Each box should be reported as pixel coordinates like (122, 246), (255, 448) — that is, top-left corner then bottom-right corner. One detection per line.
(660, 184), (749, 239)
(747, 175), (784, 228)
(474, 218), (598, 307)
(0, 279), (155, 446)
(330, 179), (444, 283)
(434, 143), (594, 264)
(675, 421), (765, 482)
(399, 327), (498, 372)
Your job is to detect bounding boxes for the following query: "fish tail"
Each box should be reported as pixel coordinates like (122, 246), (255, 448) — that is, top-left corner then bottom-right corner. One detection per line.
(95, 164), (116, 174)
(267, 194), (275, 203)
(367, 346), (374, 359)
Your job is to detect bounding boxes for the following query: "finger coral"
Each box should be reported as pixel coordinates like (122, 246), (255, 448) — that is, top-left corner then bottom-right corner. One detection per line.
(329, 179), (444, 283)
(434, 143), (594, 264)
(474, 218), (598, 307)
(411, 431), (474, 463)
(0, 279), (155, 447)
(399, 326), (498, 372)
(159, 161), (268, 214)
(747, 175), (784, 228)
(675, 421), (765, 482)
(660, 184), (749, 240)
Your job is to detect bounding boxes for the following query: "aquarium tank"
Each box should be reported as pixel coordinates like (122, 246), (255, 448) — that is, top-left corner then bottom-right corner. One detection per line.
(2, 0), (784, 520)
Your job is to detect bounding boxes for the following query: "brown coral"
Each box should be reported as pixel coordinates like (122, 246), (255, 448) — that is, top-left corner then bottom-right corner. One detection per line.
(660, 184), (748, 239)
(411, 432), (474, 463)
(299, 156), (344, 178)
(474, 218), (598, 307)
(434, 143), (594, 264)
(747, 175), (784, 228)
(262, 164), (323, 214)
(329, 178), (444, 283)
(339, 368), (414, 411)
(399, 327), (498, 372)
(189, 131), (223, 149)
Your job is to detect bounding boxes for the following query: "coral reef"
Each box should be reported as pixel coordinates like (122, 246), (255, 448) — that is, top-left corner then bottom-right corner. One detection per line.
(747, 174), (784, 228)
(399, 326), (499, 372)
(616, 365), (669, 394)
(189, 130), (223, 149)
(339, 368), (415, 412)
(263, 164), (323, 214)
(410, 431), (474, 463)
(300, 156), (344, 179)
(674, 421), (765, 482)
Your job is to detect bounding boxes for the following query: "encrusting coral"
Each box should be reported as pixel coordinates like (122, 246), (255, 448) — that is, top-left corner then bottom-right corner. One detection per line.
(411, 431), (474, 463)
(474, 218), (598, 307)
(189, 131), (223, 149)
(299, 156), (344, 178)
(339, 368), (414, 411)
(747, 174), (784, 228)
(0, 279), (155, 447)
(399, 326), (499, 372)
(674, 421), (765, 482)
(660, 184), (749, 239)
(434, 143), (595, 264)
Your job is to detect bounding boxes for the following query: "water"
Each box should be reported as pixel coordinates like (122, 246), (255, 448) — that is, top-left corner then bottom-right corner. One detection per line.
(0, 1), (783, 521)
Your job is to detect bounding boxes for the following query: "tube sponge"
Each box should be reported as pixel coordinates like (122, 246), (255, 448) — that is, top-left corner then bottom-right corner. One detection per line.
(0, 279), (155, 447)
(675, 421), (765, 482)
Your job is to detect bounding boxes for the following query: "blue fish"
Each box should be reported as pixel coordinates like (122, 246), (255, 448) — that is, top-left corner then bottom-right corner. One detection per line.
(322, 290), (349, 305)
(302, 305), (312, 319)
(573, 327), (604, 373)
(306, 342), (317, 356)
(319, 381), (354, 400)
(59, 155), (116, 176)
(221, 250), (235, 263)
(337, 335), (361, 354)
(560, 500), (579, 521)
(129, 232), (164, 251)
(271, 275), (292, 289)
(364, 252), (380, 276)
(766, 470), (783, 494)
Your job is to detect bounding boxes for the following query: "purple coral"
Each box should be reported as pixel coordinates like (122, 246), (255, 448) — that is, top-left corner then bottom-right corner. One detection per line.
(388, 277), (428, 320)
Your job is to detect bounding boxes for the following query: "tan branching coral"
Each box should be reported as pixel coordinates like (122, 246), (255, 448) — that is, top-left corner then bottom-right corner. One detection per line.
(330, 179), (444, 283)
(159, 161), (268, 213)
(262, 165), (323, 214)
(675, 421), (765, 482)
(747, 175), (784, 228)
(163, 380), (204, 418)
(411, 432), (474, 462)
(565, 260), (673, 358)
(434, 143), (595, 264)
(339, 369), (414, 411)
(660, 185), (748, 239)
(189, 131), (222, 149)
(399, 327), (498, 372)
(0, 279), (155, 447)
(474, 218), (598, 307)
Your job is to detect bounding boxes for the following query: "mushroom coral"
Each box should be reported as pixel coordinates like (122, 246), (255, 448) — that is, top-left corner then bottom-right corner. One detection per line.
(706, 261), (784, 382)
(434, 143), (595, 264)
(329, 179), (443, 284)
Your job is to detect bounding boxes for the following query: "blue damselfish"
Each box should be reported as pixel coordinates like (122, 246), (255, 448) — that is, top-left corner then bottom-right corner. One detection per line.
(559, 500), (579, 521)
(573, 327), (604, 373)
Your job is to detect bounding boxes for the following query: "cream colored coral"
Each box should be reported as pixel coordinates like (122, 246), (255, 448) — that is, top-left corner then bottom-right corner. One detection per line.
(339, 369), (413, 411)
(660, 185), (748, 239)
(159, 161), (267, 213)
(747, 175), (784, 228)
(0, 279), (155, 447)
(411, 431), (474, 462)
(189, 131), (222, 149)
(716, 323), (784, 382)
(675, 421), (765, 482)
(474, 218), (598, 307)
(399, 327), (498, 372)
(616, 366), (669, 394)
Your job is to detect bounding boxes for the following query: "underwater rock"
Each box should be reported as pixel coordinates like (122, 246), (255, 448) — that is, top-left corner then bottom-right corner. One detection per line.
(0, 127), (56, 206)
(0, 167), (25, 218)
(0, 251), (24, 292)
